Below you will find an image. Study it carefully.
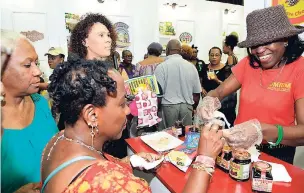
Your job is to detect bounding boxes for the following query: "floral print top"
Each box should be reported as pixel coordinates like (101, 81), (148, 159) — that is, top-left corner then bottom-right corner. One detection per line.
(63, 158), (151, 193)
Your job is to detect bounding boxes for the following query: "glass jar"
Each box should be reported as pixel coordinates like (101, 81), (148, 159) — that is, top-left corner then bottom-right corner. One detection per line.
(229, 150), (251, 181)
(174, 120), (185, 137)
(252, 161), (273, 193)
(216, 144), (232, 173)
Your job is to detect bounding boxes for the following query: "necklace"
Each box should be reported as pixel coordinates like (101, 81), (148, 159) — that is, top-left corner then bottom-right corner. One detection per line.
(259, 59), (286, 89)
(46, 133), (104, 160)
(62, 134), (104, 156)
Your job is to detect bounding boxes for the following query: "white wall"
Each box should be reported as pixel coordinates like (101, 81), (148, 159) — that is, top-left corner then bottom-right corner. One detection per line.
(158, 0), (245, 63)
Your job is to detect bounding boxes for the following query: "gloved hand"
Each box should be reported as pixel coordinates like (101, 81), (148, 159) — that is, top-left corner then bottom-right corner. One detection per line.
(223, 119), (263, 149)
(196, 96), (221, 122)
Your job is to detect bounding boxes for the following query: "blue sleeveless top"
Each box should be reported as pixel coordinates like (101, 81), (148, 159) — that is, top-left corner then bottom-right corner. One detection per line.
(1, 94), (58, 193)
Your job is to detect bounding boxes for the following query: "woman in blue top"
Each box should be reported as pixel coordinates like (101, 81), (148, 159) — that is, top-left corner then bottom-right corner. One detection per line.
(1, 30), (58, 193)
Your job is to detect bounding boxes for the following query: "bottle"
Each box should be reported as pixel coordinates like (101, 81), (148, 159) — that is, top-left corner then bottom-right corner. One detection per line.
(174, 120), (185, 137)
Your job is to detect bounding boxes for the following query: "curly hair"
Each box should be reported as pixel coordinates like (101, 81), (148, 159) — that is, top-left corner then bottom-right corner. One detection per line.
(48, 54), (117, 126)
(224, 35), (239, 50)
(247, 35), (304, 69)
(70, 13), (117, 59)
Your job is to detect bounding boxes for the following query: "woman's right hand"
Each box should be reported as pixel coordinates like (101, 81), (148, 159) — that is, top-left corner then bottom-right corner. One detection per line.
(197, 124), (225, 159)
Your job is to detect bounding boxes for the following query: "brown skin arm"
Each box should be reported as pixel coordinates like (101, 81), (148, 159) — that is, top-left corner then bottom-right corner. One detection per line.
(207, 74), (241, 100)
(193, 93), (201, 110)
(210, 74), (304, 146)
(39, 82), (49, 91)
(227, 55), (234, 66)
(262, 98), (304, 146)
(182, 170), (211, 193)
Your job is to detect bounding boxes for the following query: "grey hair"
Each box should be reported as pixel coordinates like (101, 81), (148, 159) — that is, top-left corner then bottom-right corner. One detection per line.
(1, 29), (27, 55)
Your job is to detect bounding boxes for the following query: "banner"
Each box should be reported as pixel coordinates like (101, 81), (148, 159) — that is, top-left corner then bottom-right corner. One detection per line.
(272, 0), (304, 25)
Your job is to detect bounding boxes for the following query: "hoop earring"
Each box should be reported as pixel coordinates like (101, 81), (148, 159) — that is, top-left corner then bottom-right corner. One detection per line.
(284, 43), (288, 47)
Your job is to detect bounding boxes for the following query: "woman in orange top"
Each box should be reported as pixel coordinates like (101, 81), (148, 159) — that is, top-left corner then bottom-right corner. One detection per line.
(198, 5), (304, 164)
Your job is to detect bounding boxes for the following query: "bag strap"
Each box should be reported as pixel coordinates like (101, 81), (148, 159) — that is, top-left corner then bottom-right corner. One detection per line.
(41, 156), (96, 192)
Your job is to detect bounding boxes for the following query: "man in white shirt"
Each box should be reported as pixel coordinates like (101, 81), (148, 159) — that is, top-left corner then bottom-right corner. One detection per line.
(155, 39), (201, 128)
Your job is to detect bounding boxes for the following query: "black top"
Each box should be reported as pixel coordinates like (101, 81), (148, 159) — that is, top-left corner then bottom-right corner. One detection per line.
(195, 59), (206, 78)
(200, 64), (231, 92)
(200, 63), (237, 126)
(225, 54), (238, 66)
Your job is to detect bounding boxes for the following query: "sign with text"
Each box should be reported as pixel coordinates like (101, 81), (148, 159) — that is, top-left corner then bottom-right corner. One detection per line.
(272, 0), (304, 25)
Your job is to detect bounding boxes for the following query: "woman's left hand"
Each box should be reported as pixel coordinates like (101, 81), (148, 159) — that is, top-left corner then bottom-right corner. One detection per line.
(133, 152), (162, 172)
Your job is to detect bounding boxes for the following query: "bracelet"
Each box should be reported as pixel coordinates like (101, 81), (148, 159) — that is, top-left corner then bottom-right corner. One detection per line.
(191, 162), (215, 177)
(195, 155), (215, 168)
(268, 125), (284, 147)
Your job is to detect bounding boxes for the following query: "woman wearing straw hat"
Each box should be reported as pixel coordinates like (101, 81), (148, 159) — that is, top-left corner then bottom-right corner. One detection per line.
(197, 5), (304, 164)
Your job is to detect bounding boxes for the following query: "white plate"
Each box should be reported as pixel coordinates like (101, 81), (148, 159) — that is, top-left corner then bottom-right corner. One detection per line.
(140, 131), (184, 152)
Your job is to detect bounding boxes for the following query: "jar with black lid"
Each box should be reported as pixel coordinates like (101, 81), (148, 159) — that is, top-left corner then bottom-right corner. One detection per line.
(174, 120), (185, 137)
(216, 144), (232, 173)
(252, 161), (273, 193)
(229, 150), (251, 181)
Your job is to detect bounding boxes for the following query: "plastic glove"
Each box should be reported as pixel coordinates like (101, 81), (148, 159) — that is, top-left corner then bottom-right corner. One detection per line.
(222, 119), (263, 149)
(196, 96), (221, 122)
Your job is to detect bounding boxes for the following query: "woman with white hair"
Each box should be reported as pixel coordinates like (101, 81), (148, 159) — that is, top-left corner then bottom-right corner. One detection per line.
(1, 30), (58, 193)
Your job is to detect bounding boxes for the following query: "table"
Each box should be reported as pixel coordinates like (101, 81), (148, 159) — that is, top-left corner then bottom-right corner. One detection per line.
(126, 137), (304, 193)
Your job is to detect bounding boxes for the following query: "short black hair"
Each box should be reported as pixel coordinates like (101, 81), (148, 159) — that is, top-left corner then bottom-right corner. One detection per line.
(247, 35), (304, 69)
(70, 13), (117, 59)
(209, 47), (222, 55)
(59, 54), (65, 59)
(122, 50), (131, 57)
(191, 44), (198, 52)
(148, 47), (161, 56)
(224, 35), (239, 50)
(48, 54), (117, 126)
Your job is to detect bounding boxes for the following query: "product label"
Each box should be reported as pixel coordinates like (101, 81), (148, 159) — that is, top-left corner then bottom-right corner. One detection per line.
(216, 156), (222, 166)
(252, 178), (273, 192)
(216, 156), (230, 170)
(221, 159), (230, 170)
(176, 128), (182, 135)
(229, 162), (250, 180)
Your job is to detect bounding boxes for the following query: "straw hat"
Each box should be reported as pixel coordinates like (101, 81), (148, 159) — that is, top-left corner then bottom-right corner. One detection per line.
(238, 5), (304, 48)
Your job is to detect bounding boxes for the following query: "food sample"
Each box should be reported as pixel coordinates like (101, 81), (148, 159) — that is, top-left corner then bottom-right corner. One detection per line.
(168, 150), (187, 166)
(146, 137), (170, 149)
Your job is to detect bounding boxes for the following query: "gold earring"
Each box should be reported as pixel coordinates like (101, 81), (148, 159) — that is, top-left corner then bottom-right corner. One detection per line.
(89, 123), (95, 147)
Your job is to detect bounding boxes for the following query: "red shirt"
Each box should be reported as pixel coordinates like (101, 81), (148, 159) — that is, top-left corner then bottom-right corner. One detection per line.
(232, 56), (304, 126)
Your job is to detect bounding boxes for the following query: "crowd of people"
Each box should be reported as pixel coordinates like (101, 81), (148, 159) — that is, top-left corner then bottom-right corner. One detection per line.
(1, 4), (304, 193)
